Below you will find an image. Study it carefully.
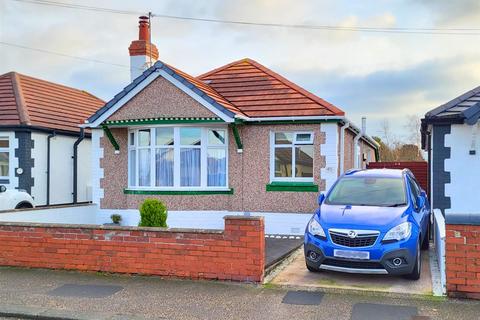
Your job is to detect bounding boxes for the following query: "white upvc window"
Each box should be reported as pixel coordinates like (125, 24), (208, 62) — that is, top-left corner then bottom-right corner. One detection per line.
(128, 126), (228, 190)
(0, 136), (10, 179)
(270, 131), (314, 182)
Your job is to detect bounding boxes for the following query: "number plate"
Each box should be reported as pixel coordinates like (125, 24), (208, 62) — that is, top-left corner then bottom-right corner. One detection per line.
(334, 249), (370, 260)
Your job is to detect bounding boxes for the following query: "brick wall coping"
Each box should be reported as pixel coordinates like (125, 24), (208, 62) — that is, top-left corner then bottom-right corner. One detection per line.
(0, 221), (224, 234)
(0, 215), (263, 233)
(446, 213), (480, 226)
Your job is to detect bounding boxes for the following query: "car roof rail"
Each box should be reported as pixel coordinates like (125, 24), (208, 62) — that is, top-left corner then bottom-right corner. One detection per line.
(344, 168), (362, 175)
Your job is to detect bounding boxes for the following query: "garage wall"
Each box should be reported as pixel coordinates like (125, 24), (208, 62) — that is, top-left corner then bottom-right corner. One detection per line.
(31, 132), (92, 206)
(444, 123), (480, 215)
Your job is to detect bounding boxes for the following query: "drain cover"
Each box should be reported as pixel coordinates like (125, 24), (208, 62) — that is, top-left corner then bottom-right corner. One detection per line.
(48, 284), (123, 298)
(351, 303), (418, 320)
(281, 290), (323, 305)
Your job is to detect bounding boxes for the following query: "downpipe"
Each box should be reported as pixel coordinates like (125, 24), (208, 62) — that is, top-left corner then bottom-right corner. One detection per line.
(72, 128), (85, 204)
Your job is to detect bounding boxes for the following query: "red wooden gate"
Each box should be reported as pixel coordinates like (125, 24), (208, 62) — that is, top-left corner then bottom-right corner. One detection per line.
(366, 161), (428, 192)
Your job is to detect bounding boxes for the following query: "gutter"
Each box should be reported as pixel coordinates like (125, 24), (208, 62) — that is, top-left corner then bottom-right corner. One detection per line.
(72, 128), (85, 204)
(46, 131), (56, 206)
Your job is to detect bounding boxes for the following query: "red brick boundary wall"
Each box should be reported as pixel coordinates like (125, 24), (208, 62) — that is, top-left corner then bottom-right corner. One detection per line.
(446, 224), (480, 299)
(0, 215), (265, 282)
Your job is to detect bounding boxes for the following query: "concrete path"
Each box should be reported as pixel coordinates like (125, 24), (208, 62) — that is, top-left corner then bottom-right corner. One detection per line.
(270, 249), (433, 296)
(0, 267), (478, 320)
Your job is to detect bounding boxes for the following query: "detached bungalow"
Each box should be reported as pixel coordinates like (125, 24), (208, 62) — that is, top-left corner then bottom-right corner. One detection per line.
(84, 17), (378, 217)
(0, 72), (104, 205)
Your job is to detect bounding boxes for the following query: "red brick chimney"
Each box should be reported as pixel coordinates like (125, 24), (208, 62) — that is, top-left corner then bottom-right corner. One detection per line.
(128, 16), (159, 81)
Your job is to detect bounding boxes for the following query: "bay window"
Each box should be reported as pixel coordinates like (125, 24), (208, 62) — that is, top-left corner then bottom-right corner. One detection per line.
(271, 131), (314, 182)
(0, 137), (10, 179)
(128, 127), (228, 189)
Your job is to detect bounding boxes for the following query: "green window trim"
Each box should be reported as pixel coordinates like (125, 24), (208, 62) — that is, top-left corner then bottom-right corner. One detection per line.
(104, 117), (224, 126)
(231, 123), (243, 150)
(102, 125), (120, 151)
(266, 181), (318, 192)
(124, 188), (234, 195)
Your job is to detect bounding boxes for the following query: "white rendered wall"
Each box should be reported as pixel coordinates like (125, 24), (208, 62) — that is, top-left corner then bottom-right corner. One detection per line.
(31, 133), (92, 206)
(0, 131), (18, 190)
(91, 129), (104, 205)
(0, 204), (312, 236)
(444, 123), (480, 214)
(320, 123), (339, 193)
(130, 55), (150, 81)
(31, 132), (47, 205)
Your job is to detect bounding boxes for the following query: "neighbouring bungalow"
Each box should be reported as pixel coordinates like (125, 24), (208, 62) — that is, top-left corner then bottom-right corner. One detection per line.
(421, 87), (480, 219)
(0, 72), (104, 205)
(84, 17), (378, 219)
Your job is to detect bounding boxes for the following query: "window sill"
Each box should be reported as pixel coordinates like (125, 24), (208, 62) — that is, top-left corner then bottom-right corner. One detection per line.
(123, 188), (234, 195)
(266, 182), (318, 192)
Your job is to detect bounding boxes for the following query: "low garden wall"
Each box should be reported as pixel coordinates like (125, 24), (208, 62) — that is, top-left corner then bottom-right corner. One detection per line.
(445, 221), (480, 299)
(0, 215), (265, 282)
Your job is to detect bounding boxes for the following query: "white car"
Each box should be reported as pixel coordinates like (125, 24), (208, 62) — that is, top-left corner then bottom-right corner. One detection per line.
(0, 185), (35, 210)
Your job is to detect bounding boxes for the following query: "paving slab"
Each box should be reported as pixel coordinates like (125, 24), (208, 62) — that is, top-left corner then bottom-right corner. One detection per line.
(270, 247), (433, 297)
(350, 303), (417, 320)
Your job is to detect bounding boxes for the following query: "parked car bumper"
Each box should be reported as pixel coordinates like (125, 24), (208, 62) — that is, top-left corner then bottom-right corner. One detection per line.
(304, 232), (418, 276)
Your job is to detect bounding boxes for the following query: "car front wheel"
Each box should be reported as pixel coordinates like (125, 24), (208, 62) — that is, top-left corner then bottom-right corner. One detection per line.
(404, 241), (421, 280)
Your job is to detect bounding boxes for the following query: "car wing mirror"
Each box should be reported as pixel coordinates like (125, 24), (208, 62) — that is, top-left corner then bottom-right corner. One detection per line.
(318, 193), (325, 206)
(416, 195), (425, 210)
(0, 185), (6, 193)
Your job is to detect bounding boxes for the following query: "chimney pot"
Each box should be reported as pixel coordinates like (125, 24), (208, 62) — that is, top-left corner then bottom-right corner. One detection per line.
(138, 16), (150, 42)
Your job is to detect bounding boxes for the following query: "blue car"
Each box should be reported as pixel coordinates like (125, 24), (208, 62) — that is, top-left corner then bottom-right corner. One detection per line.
(304, 169), (430, 280)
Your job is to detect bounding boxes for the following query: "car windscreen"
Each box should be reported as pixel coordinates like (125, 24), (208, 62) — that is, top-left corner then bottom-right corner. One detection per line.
(325, 176), (406, 207)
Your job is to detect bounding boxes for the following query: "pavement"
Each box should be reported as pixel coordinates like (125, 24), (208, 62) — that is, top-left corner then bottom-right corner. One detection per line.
(270, 248), (433, 296)
(0, 267), (479, 319)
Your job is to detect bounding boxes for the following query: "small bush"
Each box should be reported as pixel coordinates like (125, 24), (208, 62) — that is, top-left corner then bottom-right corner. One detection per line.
(139, 198), (168, 227)
(110, 214), (122, 224)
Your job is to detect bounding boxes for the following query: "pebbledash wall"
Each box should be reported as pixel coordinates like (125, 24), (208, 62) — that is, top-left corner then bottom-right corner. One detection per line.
(97, 124), (328, 213)
(0, 215), (265, 282)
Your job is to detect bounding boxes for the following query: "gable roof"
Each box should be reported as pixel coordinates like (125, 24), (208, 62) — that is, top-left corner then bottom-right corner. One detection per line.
(198, 58), (345, 118)
(0, 72), (104, 133)
(86, 60), (241, 126)
(424, 85), (480, 125)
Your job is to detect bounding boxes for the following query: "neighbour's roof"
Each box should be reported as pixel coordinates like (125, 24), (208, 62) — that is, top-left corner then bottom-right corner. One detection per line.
(0, 72), (104, 133)
(198, 58), (345, 117)
(423, 85), (480, 125)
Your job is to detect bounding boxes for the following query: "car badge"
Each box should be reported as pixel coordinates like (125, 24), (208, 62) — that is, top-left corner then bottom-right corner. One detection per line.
(348, 230), (357, 238)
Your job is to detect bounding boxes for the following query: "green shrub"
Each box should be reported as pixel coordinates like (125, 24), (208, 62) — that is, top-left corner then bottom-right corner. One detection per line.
(138, 198), (168, 227)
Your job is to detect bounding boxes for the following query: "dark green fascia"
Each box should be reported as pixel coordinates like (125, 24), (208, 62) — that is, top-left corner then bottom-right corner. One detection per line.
(231, 123), (243, 150)
(102, 125), (120, 151)
(266, 181), (319, 192)
(104, 117), (224, 126)
(124, 188), (234, 195)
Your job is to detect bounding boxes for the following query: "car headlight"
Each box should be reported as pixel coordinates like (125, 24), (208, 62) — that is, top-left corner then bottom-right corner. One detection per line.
(383, 222), (412, 242)
(308, 218), (326, 238)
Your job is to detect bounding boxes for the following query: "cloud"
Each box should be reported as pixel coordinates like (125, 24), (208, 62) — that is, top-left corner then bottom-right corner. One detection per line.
(409, 0), (480, 26)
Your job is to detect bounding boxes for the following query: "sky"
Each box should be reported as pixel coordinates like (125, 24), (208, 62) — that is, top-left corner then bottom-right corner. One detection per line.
(2, 0), (480, 142)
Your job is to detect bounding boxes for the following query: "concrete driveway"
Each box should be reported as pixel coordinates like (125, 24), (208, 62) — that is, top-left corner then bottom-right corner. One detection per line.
(269, 247), (433, 297)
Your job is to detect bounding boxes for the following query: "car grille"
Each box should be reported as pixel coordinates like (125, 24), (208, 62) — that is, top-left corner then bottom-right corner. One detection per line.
(322, 258), (384, 270)
(329, 230), (379, 248)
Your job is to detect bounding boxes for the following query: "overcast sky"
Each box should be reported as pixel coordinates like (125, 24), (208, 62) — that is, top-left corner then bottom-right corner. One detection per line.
(2, 0), (480, 141)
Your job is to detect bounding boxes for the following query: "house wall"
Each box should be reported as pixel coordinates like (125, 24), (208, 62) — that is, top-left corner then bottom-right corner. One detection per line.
(344, 130), (355, 172)
(444, 123), (480, 215)
(431, 124), (451, 213)
(108, 76), (217, 121)
(31, 132), (92, 206)
(99, 123), (327, 214)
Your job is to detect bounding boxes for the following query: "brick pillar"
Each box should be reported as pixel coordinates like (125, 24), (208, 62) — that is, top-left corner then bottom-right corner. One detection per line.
(446, 224), (480, 299)
(224, 215), (265, 282)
